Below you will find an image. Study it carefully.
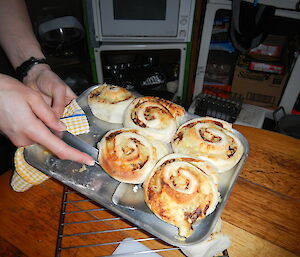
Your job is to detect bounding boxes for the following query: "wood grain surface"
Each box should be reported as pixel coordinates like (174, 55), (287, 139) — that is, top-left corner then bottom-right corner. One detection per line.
(0, 125), (299, 257)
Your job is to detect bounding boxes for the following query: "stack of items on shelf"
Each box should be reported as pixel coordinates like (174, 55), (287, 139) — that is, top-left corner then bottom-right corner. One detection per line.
(231, 34), (289, 108)
(194, 11), (244, 125)
(204, 10), (238, 94)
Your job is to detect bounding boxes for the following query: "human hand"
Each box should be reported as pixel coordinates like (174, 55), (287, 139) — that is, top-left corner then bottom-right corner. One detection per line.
(23, 63), (77, 117)
(0, 74), (94, 165)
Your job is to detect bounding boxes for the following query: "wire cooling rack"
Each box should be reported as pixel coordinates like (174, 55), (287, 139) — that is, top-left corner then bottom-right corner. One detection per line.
(55, 186), (230, 257)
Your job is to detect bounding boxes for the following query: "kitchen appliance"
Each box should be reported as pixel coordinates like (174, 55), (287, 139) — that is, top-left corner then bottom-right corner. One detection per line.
(91, 0), (196, 42)
(94, 43), (187, 100)
(32, 5), (93, 94)
(38, 16), (84, 51)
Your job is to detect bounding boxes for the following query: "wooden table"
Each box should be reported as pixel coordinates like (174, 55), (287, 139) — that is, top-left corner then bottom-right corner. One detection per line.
(0, 125), (299, 257)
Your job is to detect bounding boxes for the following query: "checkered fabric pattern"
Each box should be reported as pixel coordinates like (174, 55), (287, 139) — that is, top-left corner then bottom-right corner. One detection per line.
(11, 99), (90, 192)
(61, 100), (89, 135)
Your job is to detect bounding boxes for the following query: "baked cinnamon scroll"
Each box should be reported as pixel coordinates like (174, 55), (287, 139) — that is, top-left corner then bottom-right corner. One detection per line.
(97, 128), (169, 184)
(144, 153), (219, 238)
(171, 117), (244, 172)
(88, 84), (135, 123)
(123, 96), (185, 143)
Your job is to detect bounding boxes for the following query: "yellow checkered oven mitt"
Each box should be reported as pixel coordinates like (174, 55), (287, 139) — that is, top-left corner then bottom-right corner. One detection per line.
(11, 99), (90, 192)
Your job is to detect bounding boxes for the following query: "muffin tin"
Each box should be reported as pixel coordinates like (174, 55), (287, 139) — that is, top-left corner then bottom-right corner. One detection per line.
(24, 86), (249, 247)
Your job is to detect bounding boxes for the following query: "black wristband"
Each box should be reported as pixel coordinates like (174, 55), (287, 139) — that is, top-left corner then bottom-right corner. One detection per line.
(15, 57), (48, 81)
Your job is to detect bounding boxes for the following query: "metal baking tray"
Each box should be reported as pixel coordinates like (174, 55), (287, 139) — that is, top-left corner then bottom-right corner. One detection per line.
(24, 85), (249, 247)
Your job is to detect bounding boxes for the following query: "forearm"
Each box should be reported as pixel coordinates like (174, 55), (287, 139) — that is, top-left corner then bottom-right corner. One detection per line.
(0, 0), (45, 69)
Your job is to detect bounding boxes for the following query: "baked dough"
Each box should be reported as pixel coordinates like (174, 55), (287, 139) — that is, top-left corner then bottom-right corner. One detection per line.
(98, 128), (169, 184)
(88, 84), (135, 123)
(171, 117), (244, 172)
(123, 96), (185, 143)
(143, 153), (219, 238)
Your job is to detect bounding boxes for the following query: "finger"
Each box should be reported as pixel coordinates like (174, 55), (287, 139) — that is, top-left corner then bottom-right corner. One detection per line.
(8, 134), (35, 148)
(65, 86), (77, 104)
(51, 85), (67, 118)
(50, 85), (76, 118)
(40, 92), (52, 105)
(49, 76), (76, 116)
(26, 121), (95, 165)
(27, 91), (66, 131)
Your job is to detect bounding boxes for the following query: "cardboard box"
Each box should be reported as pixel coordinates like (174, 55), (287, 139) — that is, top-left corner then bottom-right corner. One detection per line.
(203, 84), (232, 99)
(249, 61), (285, 74)
(238, 54), (286, 75)
(249, 35), (286, 60)
(231, 65), (288, 108)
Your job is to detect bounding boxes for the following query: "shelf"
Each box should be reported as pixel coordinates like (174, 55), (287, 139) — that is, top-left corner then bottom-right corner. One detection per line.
(193, 0), (300, 117)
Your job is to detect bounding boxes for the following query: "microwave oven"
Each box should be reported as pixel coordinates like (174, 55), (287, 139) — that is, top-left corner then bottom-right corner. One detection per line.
(91, 0), (196, 43)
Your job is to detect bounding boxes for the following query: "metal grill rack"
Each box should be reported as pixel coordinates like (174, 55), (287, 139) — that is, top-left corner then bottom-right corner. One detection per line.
(55, 186), (230, 257)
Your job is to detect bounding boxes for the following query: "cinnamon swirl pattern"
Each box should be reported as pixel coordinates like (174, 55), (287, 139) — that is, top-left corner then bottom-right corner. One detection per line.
(88, 84), (135, 123)
(144, 153), (219, 238)
(171, 117), (244, 172)
(97, 128), (169, 184)
(123, 96), (185, 143)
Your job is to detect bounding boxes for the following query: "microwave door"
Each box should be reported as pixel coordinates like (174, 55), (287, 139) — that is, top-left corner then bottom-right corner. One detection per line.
(99, 0), (179, 37)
